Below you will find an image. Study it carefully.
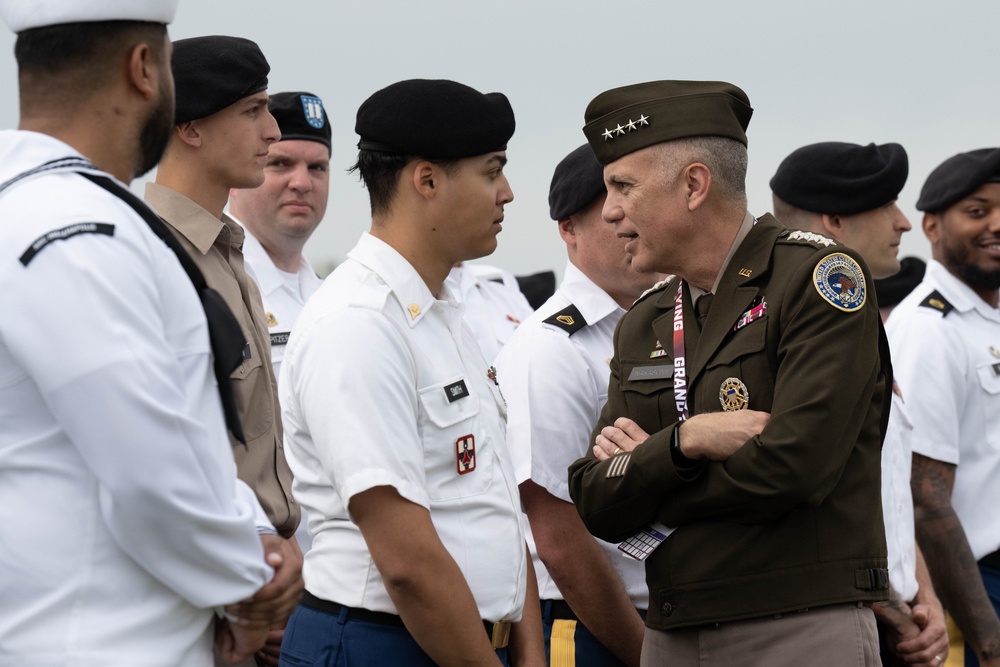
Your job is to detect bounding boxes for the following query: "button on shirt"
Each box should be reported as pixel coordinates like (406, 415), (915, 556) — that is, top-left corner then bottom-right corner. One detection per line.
(887, 259), (1000, 560)
(0, 131), (271, 665)
(281, 232), (527, 622)
(495, 262), (648, 608)
(239, 229), (323, 382)
(446, 262), (534, 363)
(882, 393), (918, 602)
(145, 184), (299, 538)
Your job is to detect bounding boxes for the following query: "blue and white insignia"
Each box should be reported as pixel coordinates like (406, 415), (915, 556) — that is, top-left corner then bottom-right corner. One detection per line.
(813, 253), (867, 312)
(606, 452), (630, 478)
(300, 95), (325, 129)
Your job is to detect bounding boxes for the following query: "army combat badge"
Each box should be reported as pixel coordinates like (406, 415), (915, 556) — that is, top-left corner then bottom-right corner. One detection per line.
(813, 253), (867, 312)
(719, 377), (749, 411)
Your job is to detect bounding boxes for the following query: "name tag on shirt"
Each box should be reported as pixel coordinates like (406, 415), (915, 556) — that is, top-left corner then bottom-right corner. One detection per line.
(270, 332), (290, 347)
(444, 379), (469, 403)
(628, 365), (673, 381)
(241, 342), (252, 362)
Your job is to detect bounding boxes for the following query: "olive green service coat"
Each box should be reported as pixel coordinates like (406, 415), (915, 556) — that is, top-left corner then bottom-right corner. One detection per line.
(568, 214), (890, 631)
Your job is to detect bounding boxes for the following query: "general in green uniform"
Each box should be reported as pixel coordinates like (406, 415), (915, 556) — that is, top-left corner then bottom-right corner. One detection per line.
(567, 80), (890, 666)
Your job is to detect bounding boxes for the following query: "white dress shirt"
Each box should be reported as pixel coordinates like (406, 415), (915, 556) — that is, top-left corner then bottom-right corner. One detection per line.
(281, 232), (527, 622)
(446, 262), (534, 363)
(882, 392), (918, 602)
(0, 131), (271, 666)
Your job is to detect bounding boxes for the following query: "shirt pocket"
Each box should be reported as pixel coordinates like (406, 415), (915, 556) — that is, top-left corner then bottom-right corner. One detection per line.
(976, 362), (1000, 451)
(702, 322), (772, 412)
(619, 362), (678, 429)
(229, 335), (273, 441)
(418, 376), (494, 501)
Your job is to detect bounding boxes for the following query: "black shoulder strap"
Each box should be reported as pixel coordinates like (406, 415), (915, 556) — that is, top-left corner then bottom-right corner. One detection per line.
(877, 318), (893, 451)
(919, 290), (954, 316)
(77, 173), (247, 444)
(542, 304), (588, 335)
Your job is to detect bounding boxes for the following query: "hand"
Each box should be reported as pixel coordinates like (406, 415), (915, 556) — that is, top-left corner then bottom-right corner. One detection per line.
(254, 626), (285, 667)
(215, 617), (269, 664)
(226, 535), (304, 627)
(677, 410), (770, 461)
(895, 602), (949, 666)
(594, 418), (650, 461)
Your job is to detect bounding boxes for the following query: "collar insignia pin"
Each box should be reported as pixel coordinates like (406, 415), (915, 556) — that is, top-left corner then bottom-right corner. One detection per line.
(265, 312), (278, 327)
(991, 346), (1000, 359)
(739, 268), (752, 278)
(407, 304), (421, 319)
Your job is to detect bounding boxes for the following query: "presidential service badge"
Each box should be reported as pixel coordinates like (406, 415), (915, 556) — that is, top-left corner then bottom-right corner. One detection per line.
(456, 434), (476, 474)
(813, 253), (867, 312)
(300, 94), (325, 129)
(719, 377), (749, 411)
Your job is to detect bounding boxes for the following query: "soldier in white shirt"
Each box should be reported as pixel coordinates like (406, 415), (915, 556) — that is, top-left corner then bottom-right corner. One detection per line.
(279, 79), (544, 666)
(0, 2), (278, 665)
(495, 144), (664, 666)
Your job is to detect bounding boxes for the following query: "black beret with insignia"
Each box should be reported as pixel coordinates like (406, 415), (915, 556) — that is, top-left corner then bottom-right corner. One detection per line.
(355, 79), (515, 160)
(549, 144), (606, 221)
(874, 256), (926, 308)
(916, 148), (1000, 213)
(269, 92), (331, 151)
(172, 36), (270, 124)
(770, 142), (908, 216)
(583, 80), (753, 165)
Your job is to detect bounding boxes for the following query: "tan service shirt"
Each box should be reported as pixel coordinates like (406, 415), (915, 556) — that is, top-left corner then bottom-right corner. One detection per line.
(145, 183), (299, 537)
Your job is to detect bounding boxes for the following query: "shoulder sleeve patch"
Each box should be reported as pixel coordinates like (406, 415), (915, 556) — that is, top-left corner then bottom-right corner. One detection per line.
(542, 304), (588, 336)
(20, 222), (115, 266)
(632, 275), (676, 308)
(918, 290), (954, 316)
(782, 230), (838, 248)
(812, 252), (867, 312)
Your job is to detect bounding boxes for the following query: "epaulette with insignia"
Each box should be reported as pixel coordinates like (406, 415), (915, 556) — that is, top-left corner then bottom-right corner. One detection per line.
(631, 275), (676, 309)
(918, 290), (954, 316)
(542, 304), (587, 336)
(780, 230), (838, 248)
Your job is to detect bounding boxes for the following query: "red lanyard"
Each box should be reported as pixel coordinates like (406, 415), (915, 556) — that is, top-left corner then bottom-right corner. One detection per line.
(672, 282), (689, 421)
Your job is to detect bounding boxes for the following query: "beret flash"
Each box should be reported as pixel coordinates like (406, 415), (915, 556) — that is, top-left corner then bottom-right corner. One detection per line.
(583, 80), (753, 165)
(916, 148), (1000, 213)
(874, 256), (926, 308)
(269, 91), (331, 151)
(770, 142), (909, 216)
(355, 79), (515, 160)
(172, 35), (270, 125)
(549, 144), (606, 221)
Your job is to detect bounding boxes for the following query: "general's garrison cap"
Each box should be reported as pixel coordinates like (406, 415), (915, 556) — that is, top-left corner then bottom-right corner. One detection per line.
(874, 256), (926, 308)
(549, 144), (606, 220)
(270, 92), (331, 151)
(172, 36), (269, 125)
(583, 80), (753, 165)
(916, 148), (1000, 213)
(770, 142), (908, 216)
(0, 0), (178, 32)
(355, 79), (515, 160)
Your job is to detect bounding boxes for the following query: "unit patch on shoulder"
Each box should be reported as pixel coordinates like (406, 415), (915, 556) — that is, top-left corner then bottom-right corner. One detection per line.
(918, 290), (954, 316)
(20, 222), (115, 266)
(812, 252), (866, 312)
(785, 230), (837, 247)
(543, 304), (587, 335)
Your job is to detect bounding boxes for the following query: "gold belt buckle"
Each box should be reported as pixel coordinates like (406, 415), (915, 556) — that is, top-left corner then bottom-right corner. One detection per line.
(490, 620), (511, 649)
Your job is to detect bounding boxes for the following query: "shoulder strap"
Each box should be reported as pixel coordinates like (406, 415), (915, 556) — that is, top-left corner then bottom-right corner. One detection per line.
(77, 173), (247, 444)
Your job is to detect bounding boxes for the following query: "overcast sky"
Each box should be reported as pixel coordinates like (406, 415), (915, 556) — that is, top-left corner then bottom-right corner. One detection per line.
(2, 0), (996, 280)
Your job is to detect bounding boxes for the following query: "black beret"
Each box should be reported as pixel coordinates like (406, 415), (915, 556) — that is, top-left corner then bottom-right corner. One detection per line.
(549, 144), (606, 220)
(874, 256), (926, 308)
(172, 36), (269, 124)
(583, 80), (753, 165)
(916, 148), (1000, 213)
(269, 92), (331, 151)
(355, 79), (515, 159)
(770, 142), (908, 216)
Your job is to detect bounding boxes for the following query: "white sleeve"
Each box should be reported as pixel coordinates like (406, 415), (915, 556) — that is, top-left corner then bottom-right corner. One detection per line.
(496, 327), (599, 502)
(0, 222), (272, 608)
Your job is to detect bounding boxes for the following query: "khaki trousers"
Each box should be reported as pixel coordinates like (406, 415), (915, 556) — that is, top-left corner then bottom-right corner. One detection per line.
(641, 602), (880, 667)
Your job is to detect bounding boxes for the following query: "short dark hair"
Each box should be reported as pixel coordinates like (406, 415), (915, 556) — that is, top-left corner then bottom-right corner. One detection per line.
(349, 150), (458, 217)
(15, 20), (166, 90)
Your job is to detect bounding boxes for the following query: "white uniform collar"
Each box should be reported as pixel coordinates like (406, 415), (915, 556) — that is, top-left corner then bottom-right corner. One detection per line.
(445, 262), (479, 300)
(558, 261), (625, 326)
(0, 130), (118, 189)
(347, 232), (445, 327)
(926, 259), (1000, 322)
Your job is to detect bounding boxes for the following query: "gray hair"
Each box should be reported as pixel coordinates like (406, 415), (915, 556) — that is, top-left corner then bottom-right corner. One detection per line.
(653, 136), (748, 204)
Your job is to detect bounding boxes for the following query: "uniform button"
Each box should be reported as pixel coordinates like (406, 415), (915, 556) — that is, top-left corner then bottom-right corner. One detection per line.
(660, 602), (673, 616)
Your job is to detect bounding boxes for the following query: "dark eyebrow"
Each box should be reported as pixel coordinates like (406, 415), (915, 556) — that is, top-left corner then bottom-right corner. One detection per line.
(486, 155), (508, 168)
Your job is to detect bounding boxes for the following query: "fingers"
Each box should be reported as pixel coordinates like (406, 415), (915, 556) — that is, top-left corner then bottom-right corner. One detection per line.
(613, 417), (650, 444)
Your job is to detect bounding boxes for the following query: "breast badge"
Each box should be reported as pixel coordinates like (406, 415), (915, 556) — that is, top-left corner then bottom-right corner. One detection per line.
(719, 377), (749, 411)
(456, 434), (476, 475)
(813, 253), (866, 312)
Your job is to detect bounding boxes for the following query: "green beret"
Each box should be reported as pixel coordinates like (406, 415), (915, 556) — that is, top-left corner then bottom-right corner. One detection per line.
(583, 80), (753, 165)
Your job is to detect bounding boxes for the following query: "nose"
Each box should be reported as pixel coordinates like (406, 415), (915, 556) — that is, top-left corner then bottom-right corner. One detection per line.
(497, 173), (514, 206)
(263, 109), (280, 144)
(288, 163), (313, 193)
(603, 191), (623, 224)
(892, 204), (912, 232)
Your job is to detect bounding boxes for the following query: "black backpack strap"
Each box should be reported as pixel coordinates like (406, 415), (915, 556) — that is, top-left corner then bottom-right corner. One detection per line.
(77, 173), (247, 444)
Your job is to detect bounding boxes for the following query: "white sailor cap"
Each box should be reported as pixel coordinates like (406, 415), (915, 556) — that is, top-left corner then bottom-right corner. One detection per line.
(0, 0), (178, 33)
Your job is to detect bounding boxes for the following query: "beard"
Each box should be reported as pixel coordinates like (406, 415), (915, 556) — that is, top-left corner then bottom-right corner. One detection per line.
(944, 243), (1000, 292)
(134, 80), (175, 179)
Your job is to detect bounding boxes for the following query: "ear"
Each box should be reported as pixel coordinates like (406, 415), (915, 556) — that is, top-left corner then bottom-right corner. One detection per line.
(922, 213), (941, 245)
(820, 213), (845, 239)
(557, 217), (576, 245)
(411, 160), (438, 201)
(683, 163), (711, 211)
(126, 42), (158, 100)
(174, 121), (202, 149)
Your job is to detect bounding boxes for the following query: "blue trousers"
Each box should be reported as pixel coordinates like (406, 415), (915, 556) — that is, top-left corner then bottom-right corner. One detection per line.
(279, 601), (509, 667)
(540, 600), (634, 666)
(965, 564), (1000, 667)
